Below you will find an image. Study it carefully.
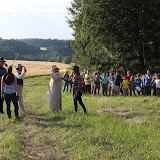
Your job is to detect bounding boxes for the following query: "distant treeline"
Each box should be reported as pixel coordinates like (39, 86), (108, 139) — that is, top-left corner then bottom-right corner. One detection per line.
(0, 38), (75, 63)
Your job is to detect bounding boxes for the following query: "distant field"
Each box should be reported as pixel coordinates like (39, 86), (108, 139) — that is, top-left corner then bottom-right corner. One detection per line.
(6, 60), (71, 77)
(40, 47), (47, 51)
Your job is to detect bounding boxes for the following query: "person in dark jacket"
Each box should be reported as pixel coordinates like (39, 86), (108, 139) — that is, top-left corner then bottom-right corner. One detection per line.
(72, 66), (87, 114)
(0, 57), (7, 114)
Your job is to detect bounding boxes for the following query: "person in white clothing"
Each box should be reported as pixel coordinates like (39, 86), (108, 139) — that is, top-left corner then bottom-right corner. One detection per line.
(155, 73), (160, 97)
(15, 64), (27, 112)
(47, 65), (62, 111)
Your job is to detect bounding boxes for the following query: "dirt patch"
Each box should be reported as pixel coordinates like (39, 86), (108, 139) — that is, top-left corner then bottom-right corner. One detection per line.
(126, 117), (147, 124)
(141, 99), (149, 103)
(98, 108), (141, 117)
(25, 83), (41, 87)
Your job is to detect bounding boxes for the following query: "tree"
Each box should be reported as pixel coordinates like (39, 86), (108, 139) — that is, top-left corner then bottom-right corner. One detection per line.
(64, 56), (72, 64)
(67, 0), (160, 73)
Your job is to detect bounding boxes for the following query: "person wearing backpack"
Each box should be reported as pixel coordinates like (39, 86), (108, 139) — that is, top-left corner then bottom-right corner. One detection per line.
(1, 66), (19, 119)
(15, 64), (27, 113)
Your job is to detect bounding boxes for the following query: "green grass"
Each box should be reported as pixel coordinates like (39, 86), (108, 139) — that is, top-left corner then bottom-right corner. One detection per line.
(0, 75), (160, 159)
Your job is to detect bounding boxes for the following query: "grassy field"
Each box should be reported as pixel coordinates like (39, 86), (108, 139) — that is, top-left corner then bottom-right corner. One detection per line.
(0, 75), (160, 160)
(6, 60), (71, 77)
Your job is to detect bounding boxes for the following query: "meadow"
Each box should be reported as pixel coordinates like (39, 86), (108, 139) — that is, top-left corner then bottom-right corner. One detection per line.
(0, 75), (160, 160)
(6, 60), (71, 77)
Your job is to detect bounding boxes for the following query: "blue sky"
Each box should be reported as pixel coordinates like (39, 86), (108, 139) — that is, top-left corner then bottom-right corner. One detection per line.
(0, 0), (73, 40)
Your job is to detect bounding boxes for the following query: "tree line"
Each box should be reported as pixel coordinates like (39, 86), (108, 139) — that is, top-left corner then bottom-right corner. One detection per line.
(0, 39), (75, 63)
(67, 0), (160, 74)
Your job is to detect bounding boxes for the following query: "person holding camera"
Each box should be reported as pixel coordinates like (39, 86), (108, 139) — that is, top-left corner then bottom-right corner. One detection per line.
(15, 64), (27, 113)
(48, 65), (62, 112)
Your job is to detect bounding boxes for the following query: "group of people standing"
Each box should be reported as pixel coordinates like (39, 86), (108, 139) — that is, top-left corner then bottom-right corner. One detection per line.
(1, 56), (159, 119)
(62, 68), (160, 97)
(0, 57), (27, 119)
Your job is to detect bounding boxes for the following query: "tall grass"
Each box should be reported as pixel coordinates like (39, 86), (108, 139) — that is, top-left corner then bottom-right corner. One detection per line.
(0, 75), (160, 159)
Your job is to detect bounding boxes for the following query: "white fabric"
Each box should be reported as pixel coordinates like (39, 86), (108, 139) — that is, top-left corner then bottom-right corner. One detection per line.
(155, 79), (160, 88)
(17, 85), (25, 112)
(15, 71), (25, 79)
(47, 72), (62, 111)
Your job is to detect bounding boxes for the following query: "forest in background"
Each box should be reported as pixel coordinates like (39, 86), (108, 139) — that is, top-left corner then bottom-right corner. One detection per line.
(67, 0), (160, 74)
(0, 38), (75, 64)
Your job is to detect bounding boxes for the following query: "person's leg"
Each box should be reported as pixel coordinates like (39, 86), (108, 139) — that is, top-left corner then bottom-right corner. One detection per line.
(66, 82), (69, 92)
(130, 89), (132, 96)
(73, 91), (78, 112)
(17, 85), (25, 112)
(149, 86), (151, 96)
(97, 85), (100, 96)
(133, 89), (136, 96)
(4, 94), (12, 118)
(102, 84), (105, 95)
(0, 82), (4, 113)
(77, 95), (87, 113)
(63, 82), (66, 92)
(11, 93), (19, 117)
(70, 84), (72, 92)
(89, 85), (91, 94)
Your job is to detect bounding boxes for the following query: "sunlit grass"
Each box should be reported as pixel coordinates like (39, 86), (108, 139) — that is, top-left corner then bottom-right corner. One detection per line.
(0, 75), (160, 159)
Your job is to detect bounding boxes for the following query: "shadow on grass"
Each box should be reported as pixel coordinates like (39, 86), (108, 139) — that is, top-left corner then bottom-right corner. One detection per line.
(34, 116), (82, 129)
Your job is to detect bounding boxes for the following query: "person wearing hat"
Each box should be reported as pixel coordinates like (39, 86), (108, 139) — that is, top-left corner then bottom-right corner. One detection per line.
(48, 65), (62, 111)
(72, 66), (87, 114)
(0, 57), (8, 114)
(1, 66), (19, 119)
(15, 64), (27, 112)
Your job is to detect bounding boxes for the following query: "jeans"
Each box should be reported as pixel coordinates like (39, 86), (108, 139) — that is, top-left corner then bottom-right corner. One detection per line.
(63, 82), (69, 92)
(152, 86), (157, 96)
(4, 93), (19, 118)
(73, 91), (87, 113)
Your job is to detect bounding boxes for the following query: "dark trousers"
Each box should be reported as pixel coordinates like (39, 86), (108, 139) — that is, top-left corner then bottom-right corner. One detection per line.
(0, 82), (4, 113)
(85, 85), (91, 94)
(130, 89), (136, 96)
(4, 93), (19, 118)
(102, 84), (108, 96)
(73, 91), (87, 113)
(152, 86), (157, 96)
(144, 86), (151, 96)
(82, 87), (85, 94)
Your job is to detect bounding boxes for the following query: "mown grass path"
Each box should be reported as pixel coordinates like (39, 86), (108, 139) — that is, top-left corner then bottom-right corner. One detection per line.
(0, 76), (160, 160)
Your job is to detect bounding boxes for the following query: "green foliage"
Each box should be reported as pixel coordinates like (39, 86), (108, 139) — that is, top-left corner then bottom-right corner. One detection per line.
(67, 0), (160, 74)
(0, 39), (75, 62)
(64, 56), (73, 64)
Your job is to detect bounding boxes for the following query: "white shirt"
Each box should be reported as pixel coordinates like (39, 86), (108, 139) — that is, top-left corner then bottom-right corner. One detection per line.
(155, 79), (160, 88)
(15, 71), (25, 79)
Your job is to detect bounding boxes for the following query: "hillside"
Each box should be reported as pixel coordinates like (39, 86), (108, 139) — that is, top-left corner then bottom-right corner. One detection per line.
(0, 39), (75, 62)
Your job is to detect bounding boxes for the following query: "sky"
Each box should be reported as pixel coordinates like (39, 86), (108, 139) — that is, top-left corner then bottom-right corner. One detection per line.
(0, 0), (74, 40)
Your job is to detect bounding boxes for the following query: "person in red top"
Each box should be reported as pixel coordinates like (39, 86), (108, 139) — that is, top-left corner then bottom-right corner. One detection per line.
(126, 71), (132, 81)
(81, 75), (85, 94)
(69, 71), (74, 92)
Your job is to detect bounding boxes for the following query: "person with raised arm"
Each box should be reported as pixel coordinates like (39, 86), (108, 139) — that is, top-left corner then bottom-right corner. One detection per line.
(48, 65), (62, 112)
(15, 64), (27, 113)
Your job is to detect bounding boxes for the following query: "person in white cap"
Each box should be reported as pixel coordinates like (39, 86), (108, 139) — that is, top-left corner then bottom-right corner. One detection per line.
(15, 64), (27, 112)
(48, 65), (62, 112)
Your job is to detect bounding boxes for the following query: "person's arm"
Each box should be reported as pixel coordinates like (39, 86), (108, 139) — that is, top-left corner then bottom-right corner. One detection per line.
(1, 78), (4, 99)
(51, 72), (61, 81)
(14, 78), (18, 97)
(15, 71), (26, 79)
